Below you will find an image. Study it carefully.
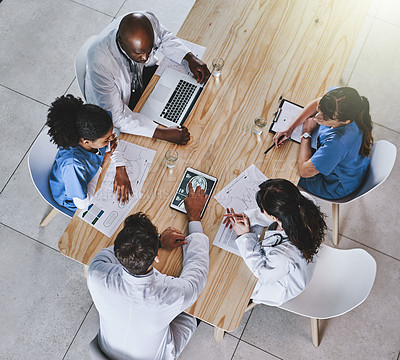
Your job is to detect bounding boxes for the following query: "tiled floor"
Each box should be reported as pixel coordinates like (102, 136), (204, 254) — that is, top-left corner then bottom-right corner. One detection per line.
(0, 0), (399, 359)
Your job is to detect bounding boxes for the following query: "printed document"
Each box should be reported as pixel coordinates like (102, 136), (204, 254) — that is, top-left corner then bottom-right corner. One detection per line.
(213, 165), (268, 256)
(79, 141), (156, 237)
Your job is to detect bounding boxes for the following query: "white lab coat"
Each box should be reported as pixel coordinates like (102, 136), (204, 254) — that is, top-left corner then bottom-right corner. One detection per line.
(85, 11), (190, 137)
(236, 208), (316, 306)
(87, 222), (209, 360)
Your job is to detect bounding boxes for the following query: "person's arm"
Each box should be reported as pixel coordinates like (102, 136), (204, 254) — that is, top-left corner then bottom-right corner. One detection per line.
(72, 166), (102, 209)
(146, 12), (210, 83)
(86, 61), (158, 137)
(225, 209), (290, 283)
(235, 233), (290, 283)
(274, 98), (321, 147)
(297, 117), (320, 178)
(173, 183), (209, 309)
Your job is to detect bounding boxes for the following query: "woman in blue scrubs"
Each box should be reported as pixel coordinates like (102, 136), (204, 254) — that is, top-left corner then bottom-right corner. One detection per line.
(274, 87), (373, 200)
(47, 95), (132, 211)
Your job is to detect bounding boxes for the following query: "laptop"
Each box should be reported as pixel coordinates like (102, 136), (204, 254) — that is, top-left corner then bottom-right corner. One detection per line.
(140, 67), (205, 128)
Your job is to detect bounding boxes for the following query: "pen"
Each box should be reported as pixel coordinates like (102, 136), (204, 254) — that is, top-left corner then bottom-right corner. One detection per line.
(264, 135), (285, 154)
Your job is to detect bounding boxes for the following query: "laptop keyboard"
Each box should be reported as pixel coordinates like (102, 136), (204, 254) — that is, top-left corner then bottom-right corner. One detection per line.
(160, 80), (197, 123)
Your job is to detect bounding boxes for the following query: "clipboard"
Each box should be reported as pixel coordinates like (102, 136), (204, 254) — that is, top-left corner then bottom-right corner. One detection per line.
(269, 99), (318, 150)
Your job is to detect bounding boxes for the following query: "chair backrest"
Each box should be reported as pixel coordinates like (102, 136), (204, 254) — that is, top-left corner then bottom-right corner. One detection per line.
(27, 128), (74, 218)
(89, 335), (110, 360)
(75, 35), (97, 100)
(335, 139), (396, 204)
(279, 244), (376, 319)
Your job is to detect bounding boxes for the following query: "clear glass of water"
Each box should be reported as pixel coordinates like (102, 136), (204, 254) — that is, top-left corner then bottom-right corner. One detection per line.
(212, 58), (225, 77)
(252, 117), (267, 135)
(165, 149), (178, 168)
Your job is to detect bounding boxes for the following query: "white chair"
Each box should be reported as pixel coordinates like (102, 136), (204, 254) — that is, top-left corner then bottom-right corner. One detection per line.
(28, 128), (74, 226)
(309, 140), (396, 246)
(277, 244), (376, 347)
(75, 35), (97, 99)
(89, 335), (110, 360)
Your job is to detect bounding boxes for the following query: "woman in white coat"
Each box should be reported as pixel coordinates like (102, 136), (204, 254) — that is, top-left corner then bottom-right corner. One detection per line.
(224, 179), (326, 306)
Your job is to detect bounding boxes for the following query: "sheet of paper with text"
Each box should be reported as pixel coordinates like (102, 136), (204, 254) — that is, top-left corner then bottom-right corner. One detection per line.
(213, 165), (268, 256)
(79, 141), (156, 237)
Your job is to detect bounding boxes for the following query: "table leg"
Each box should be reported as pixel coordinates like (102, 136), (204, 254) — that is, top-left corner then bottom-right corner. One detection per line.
(214, 327), (225, 342)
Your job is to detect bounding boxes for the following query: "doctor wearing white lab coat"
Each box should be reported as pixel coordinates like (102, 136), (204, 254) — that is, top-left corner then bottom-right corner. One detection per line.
(224, 179), (327, 307)
(87, 183), (209, 360)
(85, 11), (209, 144)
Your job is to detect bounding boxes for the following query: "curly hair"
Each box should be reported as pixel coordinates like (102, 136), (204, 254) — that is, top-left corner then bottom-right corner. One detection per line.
(46, 94), (113, 148)
(114, 213), (159, 275)
(256, 179), (326, 263)
(319, 87), (373, 157)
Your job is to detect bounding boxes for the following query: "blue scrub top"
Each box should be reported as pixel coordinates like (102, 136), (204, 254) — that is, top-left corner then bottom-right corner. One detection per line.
(298, 121), (370, 199)
(49, 146), (106, 211)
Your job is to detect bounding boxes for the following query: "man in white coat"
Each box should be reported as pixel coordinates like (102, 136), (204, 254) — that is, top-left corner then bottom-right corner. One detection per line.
(85, 11), (210, 145)
(87, 183), (209, 360)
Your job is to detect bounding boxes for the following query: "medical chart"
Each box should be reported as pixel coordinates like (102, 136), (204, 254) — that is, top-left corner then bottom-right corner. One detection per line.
(213, 165), (268, 256)
(79, 141), (156, 237)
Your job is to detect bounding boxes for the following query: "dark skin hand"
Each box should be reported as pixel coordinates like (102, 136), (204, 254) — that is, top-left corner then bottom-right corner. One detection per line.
(160, 227), (188, 250)
(100, 138), (133, 204)
(184, 182), (208, 222)
(153, 126), (190, 145)
(114, 166), (133, 204)
(184, 52), (211, 84)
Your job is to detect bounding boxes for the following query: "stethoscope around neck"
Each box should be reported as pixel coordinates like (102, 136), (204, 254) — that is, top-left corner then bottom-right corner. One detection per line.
(258, 222), (289, 248)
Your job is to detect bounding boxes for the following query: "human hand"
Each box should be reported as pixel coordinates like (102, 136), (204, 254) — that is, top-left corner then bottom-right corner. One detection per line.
(302, 117), (319, 135)
(223, 208), (250, 236)
(101, 137), (118, 166)
(160, 227), (188, 250)
(113, 166), (133, 204)
(184, 182), (208, 222)
(184, 52), (210, 84)
(153, 126), (190, 145)
(273, 129), (292, 148)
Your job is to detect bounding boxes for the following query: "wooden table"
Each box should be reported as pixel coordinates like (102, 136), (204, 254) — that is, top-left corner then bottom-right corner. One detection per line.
(59, 0), (370, 340)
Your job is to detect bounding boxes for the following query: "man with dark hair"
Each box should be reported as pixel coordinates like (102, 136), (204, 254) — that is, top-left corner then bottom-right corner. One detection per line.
(85, 11), (210, 146)
(87, 183), (209, 360)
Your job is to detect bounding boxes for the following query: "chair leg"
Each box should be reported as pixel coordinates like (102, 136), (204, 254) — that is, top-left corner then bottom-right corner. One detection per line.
(245, 301), (258, 313)
(40, 207), (58, 227)
(214, 327), (225, 342)
(310, 318), (319, 347)
(332, 203), (340, 246)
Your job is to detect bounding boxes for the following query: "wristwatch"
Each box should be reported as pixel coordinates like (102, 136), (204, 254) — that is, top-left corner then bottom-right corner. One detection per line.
(301, 132), (311, 139)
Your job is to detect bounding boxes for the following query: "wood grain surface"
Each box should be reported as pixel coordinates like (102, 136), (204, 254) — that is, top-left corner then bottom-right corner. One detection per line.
(59, 0), (370, 332)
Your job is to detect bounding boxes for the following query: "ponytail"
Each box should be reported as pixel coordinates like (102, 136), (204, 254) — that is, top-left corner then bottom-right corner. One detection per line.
(321, 87), (374, 157)
(357, 96), (373, 157)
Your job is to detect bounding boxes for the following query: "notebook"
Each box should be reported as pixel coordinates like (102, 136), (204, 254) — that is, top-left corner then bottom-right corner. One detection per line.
(140, 67), (205, 128)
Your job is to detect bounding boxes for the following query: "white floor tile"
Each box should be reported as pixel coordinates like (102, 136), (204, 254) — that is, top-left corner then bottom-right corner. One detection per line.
(0, 0), (112, 105)
(0, 224), (92, 360)
(348, 19), (400, 132)
(178, 322), (239, 360)
(0, 87), (47, 191)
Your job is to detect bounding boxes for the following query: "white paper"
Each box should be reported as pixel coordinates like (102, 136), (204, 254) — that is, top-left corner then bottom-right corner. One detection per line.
(213, 165), (268, 256)
(79, 141), (156, 237)
(155, 39), (207, 77)
(270, 100), (318, 149)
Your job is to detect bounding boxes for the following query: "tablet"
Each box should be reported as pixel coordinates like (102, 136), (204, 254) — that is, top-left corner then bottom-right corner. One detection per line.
(170, 167), (217, 218)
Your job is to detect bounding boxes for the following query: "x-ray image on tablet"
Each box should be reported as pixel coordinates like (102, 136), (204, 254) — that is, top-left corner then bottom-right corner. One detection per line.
(170, 167), (217, 218)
